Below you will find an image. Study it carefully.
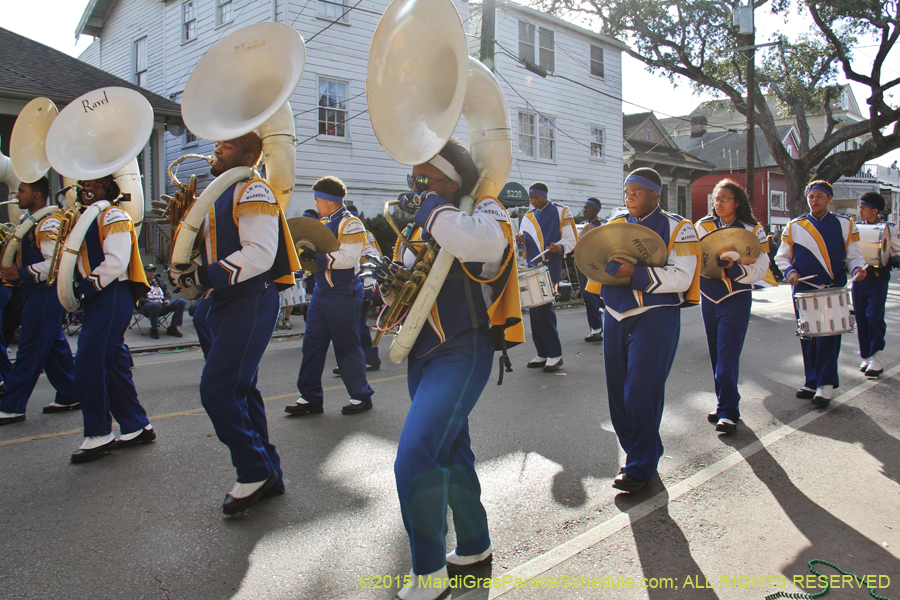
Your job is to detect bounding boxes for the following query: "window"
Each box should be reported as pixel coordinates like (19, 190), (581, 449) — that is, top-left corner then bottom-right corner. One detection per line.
(677, 185), (687, 217)
(518, 110), (555, 161)
(770, 191), (784, 211)
(590, 44), (605, 78)
(133, 37), (147, 87)
(182, 1), (196, 42)
(318, 78), (348, 138)
(216, 0), (233, 26)
(660, 184), (669, 211)
(183, 130), (197, 147)
(590, 126), (604, 159)
(518, 20), (554, 72)
(318, 0), (349, 22)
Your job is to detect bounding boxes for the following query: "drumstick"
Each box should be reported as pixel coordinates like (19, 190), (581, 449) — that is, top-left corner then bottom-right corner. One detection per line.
(528, 248), (552, 265)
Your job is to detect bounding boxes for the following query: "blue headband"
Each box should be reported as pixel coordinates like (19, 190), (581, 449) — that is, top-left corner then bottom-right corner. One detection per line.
(529, 188), (548, 197)
(859, 199), (880, 210)
(806, 184), (832, 197)
(625, 174), (662, 194)
(314, 191), (345, 203)
(585, 198), (601, 211)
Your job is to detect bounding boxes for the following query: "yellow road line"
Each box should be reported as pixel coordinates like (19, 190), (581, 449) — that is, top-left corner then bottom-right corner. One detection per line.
(0, 374), (406, 448)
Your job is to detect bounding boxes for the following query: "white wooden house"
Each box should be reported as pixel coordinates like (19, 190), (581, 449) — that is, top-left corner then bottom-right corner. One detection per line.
(76, 0), (626, 221)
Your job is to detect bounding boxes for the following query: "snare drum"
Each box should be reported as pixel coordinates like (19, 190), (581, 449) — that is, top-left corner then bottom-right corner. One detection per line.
(519, 265), (554, 308)
(794, 288), (854, 338)
(857, 223), (892, 267)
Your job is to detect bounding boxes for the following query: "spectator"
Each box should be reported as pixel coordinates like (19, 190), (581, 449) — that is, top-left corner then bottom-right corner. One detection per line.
(138, 264), (187, 339)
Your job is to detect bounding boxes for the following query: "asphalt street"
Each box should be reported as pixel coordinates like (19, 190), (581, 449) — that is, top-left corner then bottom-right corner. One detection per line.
(1, 283), (898, 600)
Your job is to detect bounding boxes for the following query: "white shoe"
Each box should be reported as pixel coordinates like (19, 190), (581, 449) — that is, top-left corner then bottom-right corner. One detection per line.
(230, 478), (270, 499)
(545, 356), (562, 367)
(815, 385), (833, 400)
(447, 545), (492, 569)
(866, 351), (884, 376)
(395, 566), (449, 600)
(79, 433), (116, 450)
(860, 358), (870, 372)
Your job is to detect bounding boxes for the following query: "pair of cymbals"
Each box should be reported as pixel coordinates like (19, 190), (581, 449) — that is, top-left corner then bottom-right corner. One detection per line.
(574, 223), (667, 286)
(699, 227), (761, 279)
(286, 216), (339, 272)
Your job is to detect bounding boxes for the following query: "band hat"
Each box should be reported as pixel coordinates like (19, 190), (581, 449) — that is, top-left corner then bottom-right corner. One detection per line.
(313, 190), (345, 203)
(585, 198), (601, 211)
(624, 174), (662, 195)
(529, 188), (548, 197)
(428, 154), (463, 186)
(806, 183), (832, 197)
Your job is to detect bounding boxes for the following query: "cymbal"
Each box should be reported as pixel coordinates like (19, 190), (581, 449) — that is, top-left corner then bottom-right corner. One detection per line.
(699, 227), (761, 279)
(574, 223), (667, 286)
(287, 216), (340, 272)
(580, 222), (597, 237)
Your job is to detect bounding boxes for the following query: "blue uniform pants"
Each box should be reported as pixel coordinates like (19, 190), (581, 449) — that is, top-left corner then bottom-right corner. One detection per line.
(0, 285), (13, 384)
(297, 280), (373, 406)
(604, 307), (680, 482)
(200, 281), (281, 485)
(359, 288), (381, 368)
(192, 297), (214, 359)
(701, 292), (751, 422)
(793, 288), (842, 389)
(852, 277), (889, 359)
(580, 274), (603, 331)
(0, 284), (77, 414)
(528, 302), (562, 358)
(76, 280), (149, 438)
(396, 328), (493, 575)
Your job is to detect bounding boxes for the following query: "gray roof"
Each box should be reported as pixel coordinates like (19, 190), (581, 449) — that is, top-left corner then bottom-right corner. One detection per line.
(0, 27), (182, 121)
(672, 125), (795, 170)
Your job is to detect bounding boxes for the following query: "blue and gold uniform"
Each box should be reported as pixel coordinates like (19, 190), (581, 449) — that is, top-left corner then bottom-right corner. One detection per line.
(587, 204), (700, 484)
(518, 198), (577, 365)
(73, 204), (152, 454)
(395, 191), (523, 579)
(775, 210), (865, 398)
(358, 227), (382, 369)
(0, 210), (78, 422)
(695, 215), (771, 425)
(199, 176), (299, 490)
(293, 204), (374, 411)
(580, 212), (606, 340)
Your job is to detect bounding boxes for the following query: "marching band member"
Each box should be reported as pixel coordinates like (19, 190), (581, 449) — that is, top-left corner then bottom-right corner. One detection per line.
(589, 167), (700, 492)
(695, 180), (771, 435)
(775, 180), (866, 407)
(380, 139), (522, 600)
(580, 197), (606, 342)
(852, 192), (900, 378)
(170, 132), (300, 513)
(0, 178), (79, 425)
(514, 182), (577, 372)
(69, 175), (154, 463)
(332, 208), (382, 374)
(285, 177), (375, 416)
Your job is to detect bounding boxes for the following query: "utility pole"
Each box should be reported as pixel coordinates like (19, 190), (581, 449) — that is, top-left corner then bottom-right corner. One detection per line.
(480, 0), (496, 71)
(745, 4), (756, 208)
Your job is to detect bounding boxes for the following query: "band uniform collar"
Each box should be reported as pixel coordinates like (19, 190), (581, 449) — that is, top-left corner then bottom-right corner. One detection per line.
(635, 204), (662, 223)
(327, 206), (347, 223)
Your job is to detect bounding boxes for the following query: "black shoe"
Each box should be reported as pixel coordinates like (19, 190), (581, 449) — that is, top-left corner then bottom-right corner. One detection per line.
(865, 368), (883, 378)
(527, 358), (546, 369)
(715, 419), (737, 435)
(811, 395), (831, 408)
(707, 411), (719, 424)
(222, 473), (279, 515)
(612, 472), (648, 493)
(166, 326), (183, 338)
(342, 401), (373, 415)
(149, 328), (159, 339)
(284, 402), (324, 416)
(795, 387), (816, 400)
(543, 359), (563, 373)
(117, 427), (156, 448)
(0, 414), (25, 426)
(584, 332), (603, 342)
(71, 439), (117, 463)
(43, 402), (82, 414)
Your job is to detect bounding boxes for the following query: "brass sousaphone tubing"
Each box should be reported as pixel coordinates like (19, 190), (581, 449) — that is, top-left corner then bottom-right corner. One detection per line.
(574, 222), (667, 286)
(698, 227), (761, 279)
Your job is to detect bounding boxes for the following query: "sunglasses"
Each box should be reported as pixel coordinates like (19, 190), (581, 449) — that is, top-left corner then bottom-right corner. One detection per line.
(407, 174), (452, 192)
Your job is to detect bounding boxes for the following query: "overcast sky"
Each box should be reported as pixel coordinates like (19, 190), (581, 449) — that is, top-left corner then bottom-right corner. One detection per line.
(2, 0), (896, 167)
